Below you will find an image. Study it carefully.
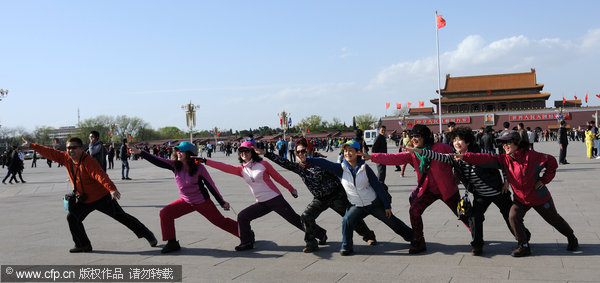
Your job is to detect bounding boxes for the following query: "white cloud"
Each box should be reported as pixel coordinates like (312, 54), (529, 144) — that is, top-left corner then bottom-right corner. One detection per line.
(339, 47), (352, 58)
(581, 28), (600, 50)
(368, 33), (584, 91)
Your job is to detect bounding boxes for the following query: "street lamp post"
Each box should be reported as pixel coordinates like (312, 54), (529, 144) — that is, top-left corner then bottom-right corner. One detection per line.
(108, 123), (116, 148)
(0, 89), (8, 137)
(278, 110), (291, 140)
(181, 101), (200, 143)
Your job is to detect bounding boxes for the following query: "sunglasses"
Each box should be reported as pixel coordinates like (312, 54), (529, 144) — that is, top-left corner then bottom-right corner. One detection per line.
(409, 134), (422, 139)
(66, 146), (80, 150)
(238, 148), (251, 153)
(498, 140), (515, 145)
(296, 149), (307, 154)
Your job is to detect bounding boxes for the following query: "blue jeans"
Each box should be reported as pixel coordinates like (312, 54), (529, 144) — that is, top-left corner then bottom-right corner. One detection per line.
(121, 159), (129, 178)
(342, 202), (413, 251)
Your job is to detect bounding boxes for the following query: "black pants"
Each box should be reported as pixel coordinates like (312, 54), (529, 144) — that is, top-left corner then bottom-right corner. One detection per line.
(67, 194), (152, 248)
(376, 163), (386, 184)
(559, 143), (568, 163)
(301, 191), (375, 247)
(469, 192), (514, 247)
(510, 197), (574, 245)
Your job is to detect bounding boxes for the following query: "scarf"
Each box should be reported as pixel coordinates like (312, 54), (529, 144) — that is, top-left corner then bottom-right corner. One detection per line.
(414, 146), (431, 175)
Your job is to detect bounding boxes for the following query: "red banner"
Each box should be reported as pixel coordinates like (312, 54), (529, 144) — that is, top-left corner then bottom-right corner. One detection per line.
(509, 113), (562, 121)
(413, 117), (470, 125)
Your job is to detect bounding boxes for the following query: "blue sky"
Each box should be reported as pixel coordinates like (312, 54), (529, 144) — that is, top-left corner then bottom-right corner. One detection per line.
(1, 1), (600, 133)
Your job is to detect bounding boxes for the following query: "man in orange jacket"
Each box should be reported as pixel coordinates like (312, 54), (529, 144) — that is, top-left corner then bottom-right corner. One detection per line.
(23, 137), (157, 253)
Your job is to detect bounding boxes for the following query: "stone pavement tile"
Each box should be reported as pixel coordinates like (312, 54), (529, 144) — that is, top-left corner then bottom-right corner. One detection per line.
(449, 278), (565, 283)
(509, 266), (600, 281)
(400, 264), (510, 281)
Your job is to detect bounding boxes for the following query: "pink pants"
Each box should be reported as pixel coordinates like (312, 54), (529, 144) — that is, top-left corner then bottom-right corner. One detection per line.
(160, 198), (239, 241)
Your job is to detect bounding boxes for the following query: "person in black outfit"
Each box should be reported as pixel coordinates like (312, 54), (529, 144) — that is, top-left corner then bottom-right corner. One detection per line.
(120, 139), (131, 180)
(371, 125), (388, 184)
(480, 126), (495, 153)
(107, 145), (115, 169)
(558, 120), (569, 165)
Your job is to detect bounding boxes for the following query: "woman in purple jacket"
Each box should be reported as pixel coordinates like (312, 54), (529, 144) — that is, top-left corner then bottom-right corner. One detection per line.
(132, 142), (238, 253)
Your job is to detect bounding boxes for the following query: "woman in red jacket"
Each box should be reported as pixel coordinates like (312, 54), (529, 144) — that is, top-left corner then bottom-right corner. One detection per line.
(456, 130), (578, 257)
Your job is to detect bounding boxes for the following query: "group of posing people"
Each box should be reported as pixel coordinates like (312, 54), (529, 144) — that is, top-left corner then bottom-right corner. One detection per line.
(20, 122), (578, 257)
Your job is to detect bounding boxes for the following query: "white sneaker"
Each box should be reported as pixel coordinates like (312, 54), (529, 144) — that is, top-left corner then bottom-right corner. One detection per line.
(596, 156), (600, 159)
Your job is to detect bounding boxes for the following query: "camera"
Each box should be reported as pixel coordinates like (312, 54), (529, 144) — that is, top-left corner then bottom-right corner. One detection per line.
(65, 192), (87, 205)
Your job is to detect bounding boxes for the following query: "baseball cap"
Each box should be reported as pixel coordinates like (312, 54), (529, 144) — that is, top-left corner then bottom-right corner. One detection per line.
(496, 130), (521, 142)
(341, 139), (361, 151)
(239, 140), (256, 149)
(174, 141), (198, 155)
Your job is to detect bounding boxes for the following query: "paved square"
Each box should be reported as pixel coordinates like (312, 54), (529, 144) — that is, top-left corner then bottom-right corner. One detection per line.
(1, 141), (599, 282)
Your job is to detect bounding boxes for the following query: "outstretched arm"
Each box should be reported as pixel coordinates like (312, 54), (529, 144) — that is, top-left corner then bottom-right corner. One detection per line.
(136, 149), (175, 172)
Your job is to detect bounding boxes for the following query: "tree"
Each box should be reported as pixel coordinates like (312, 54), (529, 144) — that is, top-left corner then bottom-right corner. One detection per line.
(328, 117), (348, 132)
(299, 115), (327, 132)
(156, 126), (187, 139)
(77, 115), (113, 143)
(33, 126), (54, 145)
(354, 114), (378, 130)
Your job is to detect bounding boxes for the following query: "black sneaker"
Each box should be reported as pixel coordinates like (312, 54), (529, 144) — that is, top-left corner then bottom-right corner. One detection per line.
(340, 249), (354, 256)
(302, 245), (318, 253)
(511, 244), (531, 257)
(69, 244), (92, 253)
(161, 240), (181, 254)
(145, 233), (157, 247)
(318, 234), (327, 245)
(567, 237), (579, 251)
(235, 242), (254, 251)
(471, 245), (483, 256)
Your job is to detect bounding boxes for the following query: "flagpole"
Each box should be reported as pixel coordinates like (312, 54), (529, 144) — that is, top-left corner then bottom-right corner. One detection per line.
(435, 11), (443, 134)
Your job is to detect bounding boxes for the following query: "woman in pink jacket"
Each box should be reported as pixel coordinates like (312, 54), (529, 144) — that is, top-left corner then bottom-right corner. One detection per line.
(456, 130), (578, 257)
(201, 140), (326, 251)
(361, 124), (469, 254)
(132, 142), (238, 253)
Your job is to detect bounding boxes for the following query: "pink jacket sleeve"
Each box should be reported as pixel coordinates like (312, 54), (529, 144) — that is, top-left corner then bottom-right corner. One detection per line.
(371, 152), (413, 166)
(205, 159), (243, 177)
(262, 161), (296, 194)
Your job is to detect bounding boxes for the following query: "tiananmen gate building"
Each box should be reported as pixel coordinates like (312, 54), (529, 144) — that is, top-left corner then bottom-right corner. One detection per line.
(381, 69), (600, 133)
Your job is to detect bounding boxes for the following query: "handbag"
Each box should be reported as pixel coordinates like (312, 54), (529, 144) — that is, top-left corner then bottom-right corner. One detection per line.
(64, 155), (87, 211)
(457, 191), (472, 220)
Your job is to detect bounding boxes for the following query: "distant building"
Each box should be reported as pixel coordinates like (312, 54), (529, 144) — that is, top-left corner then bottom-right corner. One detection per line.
(382, 69), (600, 133)
(48, 126), (79, 143)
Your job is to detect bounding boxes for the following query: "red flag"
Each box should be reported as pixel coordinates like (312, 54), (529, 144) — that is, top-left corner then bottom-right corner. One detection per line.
(396, 103), (401, 109)
(436, 14), (446, 29)
(418, 101), (425, 107)
(107, 131), (111, 136)
(217, 132), (220, 136)
(129, 137), (133, 142)
(596, 94), (600, 99)
(586, 92), (589, 103)
(574, 95), (578, 100)
(563, 97), (566, 104)
(407, 102), (412, 108)
(386, 102), (390, 109)
(307, 128), (310, 134)
(279, 118), (282, 126)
